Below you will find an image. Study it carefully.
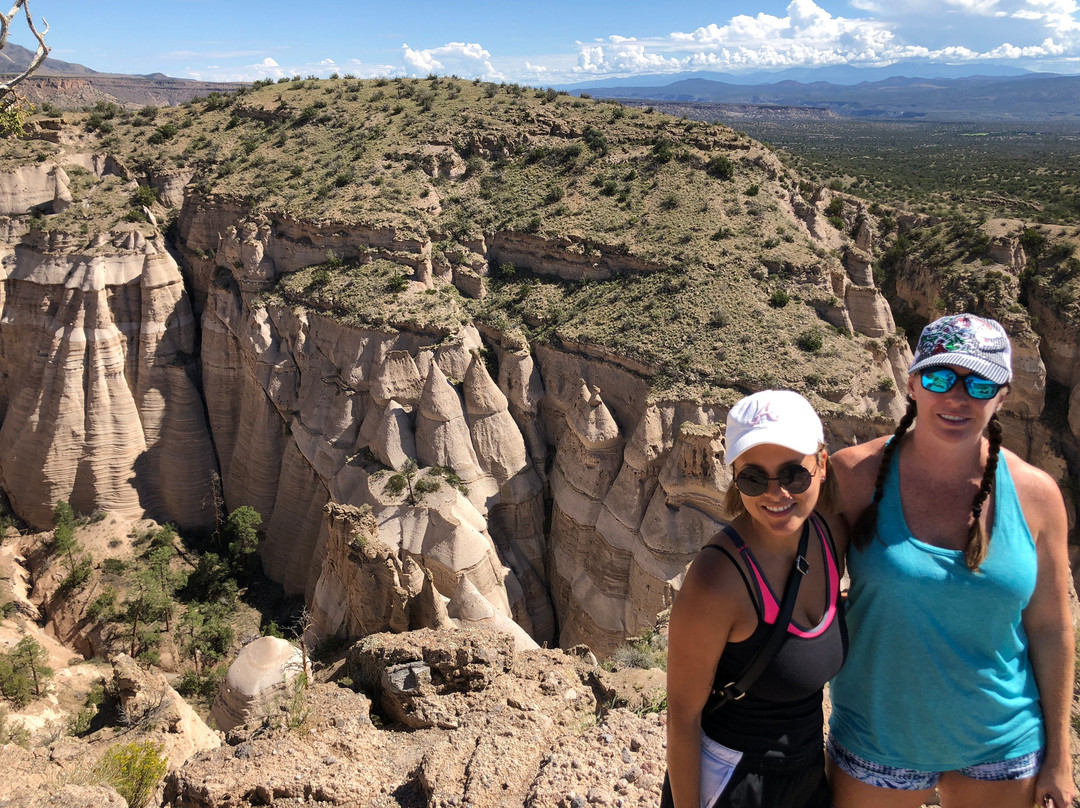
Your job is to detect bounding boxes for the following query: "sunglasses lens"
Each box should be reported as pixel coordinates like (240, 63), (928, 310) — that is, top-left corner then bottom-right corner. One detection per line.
(921, 368), (956, 393)
(734, 464), (814, 496)
(921, 367), (1002, 399)
(965, 376), (1001, 400)
(777, 464), (813, 494)
(734, 468), (769, 497)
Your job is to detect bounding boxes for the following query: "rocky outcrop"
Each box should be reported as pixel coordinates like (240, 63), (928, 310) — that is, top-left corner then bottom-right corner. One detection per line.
(488, 231), (666, 282)
(21, 74), (248, 109)
(1027, 283), (1080, 440)
(210, 636), (306, 733)
(309, 502), (453, 640)
(0, 742), (127, 807)
(165, 628), (667, 808)
(110, 653), (221, 768)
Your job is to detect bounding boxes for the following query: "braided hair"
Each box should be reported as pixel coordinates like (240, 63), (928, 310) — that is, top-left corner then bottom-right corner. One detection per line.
(965, 412), (1002, 570)
(850, 399), (917, 552)
(850, 402), (1001, 572)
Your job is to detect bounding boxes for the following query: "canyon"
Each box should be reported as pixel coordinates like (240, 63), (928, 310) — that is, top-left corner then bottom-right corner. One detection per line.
(0, 75), (1077, 803)
(1, 79), (1077, 661)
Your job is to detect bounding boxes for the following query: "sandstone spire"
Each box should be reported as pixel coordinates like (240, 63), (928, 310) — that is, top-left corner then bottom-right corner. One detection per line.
(369, 399), (417, 470)
(463, 352), (534, 489)
(414, 361), (497, 506)
(371, 350), (423, 408)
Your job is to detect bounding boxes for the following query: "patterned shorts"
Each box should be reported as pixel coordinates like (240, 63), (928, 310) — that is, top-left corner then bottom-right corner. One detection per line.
(826, 736), (1044, 790)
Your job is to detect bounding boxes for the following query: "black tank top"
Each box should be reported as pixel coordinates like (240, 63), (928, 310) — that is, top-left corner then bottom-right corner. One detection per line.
(700, 512), (848, 767)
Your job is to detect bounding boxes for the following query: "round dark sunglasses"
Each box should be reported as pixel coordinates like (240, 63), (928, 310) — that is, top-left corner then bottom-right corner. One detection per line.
(733, 463), (817, 497)
(920, 367), (1003, 400)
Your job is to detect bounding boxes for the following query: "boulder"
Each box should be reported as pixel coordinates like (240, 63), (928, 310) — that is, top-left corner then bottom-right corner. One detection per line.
(209, 636), (306, 732)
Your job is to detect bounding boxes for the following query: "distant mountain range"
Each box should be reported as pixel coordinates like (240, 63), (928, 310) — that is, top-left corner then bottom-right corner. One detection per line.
(562, 62), (1080, 123)
(3, 42), (1078, 121)
(1, 43), (241, 107)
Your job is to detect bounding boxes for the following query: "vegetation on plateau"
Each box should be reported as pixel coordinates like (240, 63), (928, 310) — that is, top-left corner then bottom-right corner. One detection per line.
(5, 75), (1078, 412)
(11, 73), (886, 405)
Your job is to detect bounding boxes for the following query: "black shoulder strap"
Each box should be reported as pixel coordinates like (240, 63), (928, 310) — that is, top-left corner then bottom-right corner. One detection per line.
(705, 520), (810, 712)
(810, 510), (837, 560)
(704, 525), (763, 615)
(702, 543), (757, 608)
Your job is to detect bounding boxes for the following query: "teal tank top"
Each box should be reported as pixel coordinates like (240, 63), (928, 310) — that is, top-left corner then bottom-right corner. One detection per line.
(829, 449), (1044, 770)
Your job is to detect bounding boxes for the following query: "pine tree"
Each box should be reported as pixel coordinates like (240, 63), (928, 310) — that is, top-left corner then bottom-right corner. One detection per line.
(9, 636), (51, 699)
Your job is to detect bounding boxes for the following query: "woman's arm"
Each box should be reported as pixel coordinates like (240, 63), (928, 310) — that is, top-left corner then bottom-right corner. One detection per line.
(666, 549), (741, 808)
(1016, 456), (1076, 808)
(828, 438), (888, 533)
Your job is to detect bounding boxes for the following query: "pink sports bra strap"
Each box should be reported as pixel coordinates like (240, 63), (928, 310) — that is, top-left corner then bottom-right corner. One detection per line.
(724, 514), (838, 635)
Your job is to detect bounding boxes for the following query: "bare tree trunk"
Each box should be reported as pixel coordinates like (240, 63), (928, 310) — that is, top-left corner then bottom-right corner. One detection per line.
(0, 1), (50, 96)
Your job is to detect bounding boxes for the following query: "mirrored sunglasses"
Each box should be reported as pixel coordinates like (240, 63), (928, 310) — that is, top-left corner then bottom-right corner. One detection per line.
(920, 367), (1002, 400)
(733, 463), (816, 497)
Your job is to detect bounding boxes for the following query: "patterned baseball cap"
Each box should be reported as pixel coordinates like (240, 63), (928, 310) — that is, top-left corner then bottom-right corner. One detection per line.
(725, 390), (824, 465)
(908, 314), (1013, 384)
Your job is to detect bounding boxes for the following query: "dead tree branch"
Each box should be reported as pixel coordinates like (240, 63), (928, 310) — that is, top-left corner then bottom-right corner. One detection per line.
(0, 0), (50, 99)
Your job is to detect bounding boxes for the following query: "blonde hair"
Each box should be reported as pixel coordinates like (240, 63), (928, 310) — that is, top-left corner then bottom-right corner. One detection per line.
(723, 446), (834, 520)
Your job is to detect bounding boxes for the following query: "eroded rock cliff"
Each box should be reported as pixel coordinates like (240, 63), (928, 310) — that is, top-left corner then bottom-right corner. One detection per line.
(1, 79), (1076, 665)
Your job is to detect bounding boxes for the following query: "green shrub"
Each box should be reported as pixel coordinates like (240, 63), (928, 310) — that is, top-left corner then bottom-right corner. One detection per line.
(583, 126), (608, 155)
(797, 328), (824, 353)
(86, 586), (118, 620)
(102, 557), (127, 575)
(706, 155), (735, 180)
(386, 473), (408, 495)
(651, 138), (674, 163)
(385, 274), (409, 293)
(414, 477), (441, 495)
(147, 123), (178, 145)
(610, 627), (667, 671)
(94, 741), (168, 808)
(769, 289), (790, 308)
(0, 708), (30, 747)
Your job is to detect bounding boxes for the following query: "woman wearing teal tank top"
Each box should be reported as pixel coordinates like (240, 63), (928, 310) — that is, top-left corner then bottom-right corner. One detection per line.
(827, 314), (1076, 808)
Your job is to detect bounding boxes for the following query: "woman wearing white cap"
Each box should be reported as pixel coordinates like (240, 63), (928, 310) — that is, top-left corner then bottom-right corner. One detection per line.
(664, 390), (848, 808)
(826, 313), (1076, 808)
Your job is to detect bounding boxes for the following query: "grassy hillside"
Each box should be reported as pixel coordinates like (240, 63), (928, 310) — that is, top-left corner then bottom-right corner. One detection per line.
(8, 76), (889, 409)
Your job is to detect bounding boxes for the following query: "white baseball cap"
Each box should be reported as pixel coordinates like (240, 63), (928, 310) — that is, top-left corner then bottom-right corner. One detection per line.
(725, 390), (824, 465)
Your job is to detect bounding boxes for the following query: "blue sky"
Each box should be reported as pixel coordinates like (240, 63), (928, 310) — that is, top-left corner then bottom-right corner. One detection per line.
(10, 0), (1080, 84)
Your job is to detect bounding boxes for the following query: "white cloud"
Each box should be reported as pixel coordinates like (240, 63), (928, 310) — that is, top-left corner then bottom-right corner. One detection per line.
(401, 41), (504, 81)
(943, 0), (1003, 13)
(558, 0), (1080, 79)
(180, 54), (398, 83)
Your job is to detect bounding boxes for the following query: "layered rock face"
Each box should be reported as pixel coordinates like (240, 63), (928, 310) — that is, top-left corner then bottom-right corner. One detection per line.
(3, 142), (1074, 663)
(0, 160), (217, 529)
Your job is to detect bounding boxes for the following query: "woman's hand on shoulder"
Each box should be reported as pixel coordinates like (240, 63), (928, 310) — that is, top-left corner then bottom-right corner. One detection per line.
(828, 436), (890, 530)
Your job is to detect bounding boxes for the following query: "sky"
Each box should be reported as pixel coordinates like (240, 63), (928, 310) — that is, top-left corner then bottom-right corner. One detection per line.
(8, 0), (1080, 85)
